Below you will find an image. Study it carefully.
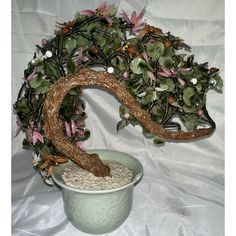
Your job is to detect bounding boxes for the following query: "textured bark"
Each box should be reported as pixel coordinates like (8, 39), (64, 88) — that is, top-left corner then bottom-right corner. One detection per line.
(43, 69), (214, 177)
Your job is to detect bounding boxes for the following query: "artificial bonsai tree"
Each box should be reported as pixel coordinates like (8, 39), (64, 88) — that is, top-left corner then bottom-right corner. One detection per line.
(13, 2), (223, 183)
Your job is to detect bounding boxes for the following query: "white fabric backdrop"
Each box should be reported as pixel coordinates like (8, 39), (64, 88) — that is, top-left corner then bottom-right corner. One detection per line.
(12, 0), (224, 235)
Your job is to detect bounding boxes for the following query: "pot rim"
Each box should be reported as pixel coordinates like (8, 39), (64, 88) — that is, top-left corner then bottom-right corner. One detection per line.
(51, 149), (143, 194)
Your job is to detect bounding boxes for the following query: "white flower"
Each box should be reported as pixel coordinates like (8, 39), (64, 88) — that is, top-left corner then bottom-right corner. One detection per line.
(137, 91), (147, 97)
(31, 59), (36, 64)
(44, 177), (54, 186)
(210, 79), (217, 86)
(190, 78), (197, 85)
(32, 153), (41, 166)
(155, 87), (167, 92)
(124, 113), (129, 119)
(107, 67), (114, 74)
(45, 50), (53, 58)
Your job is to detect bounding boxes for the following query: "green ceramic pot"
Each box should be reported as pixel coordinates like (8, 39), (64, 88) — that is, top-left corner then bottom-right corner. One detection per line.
(52, 149), (143, 234)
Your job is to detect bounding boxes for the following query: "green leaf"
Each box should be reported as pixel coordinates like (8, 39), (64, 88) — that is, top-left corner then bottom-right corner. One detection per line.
(30, 77), (51, 94)
(77, 35), (91, 48)
(117, 120), (127, 132)
(111, 57), (126, 72)
(130, 58), (147, 74)
(160, 78), (175, 92)
(142, 128), (154, 139)
(163, 47), (173, 57)
(159, 56), (173, 68)
(151, 105), (164, 117)
(65, 37), (77, 53)
(182, 105), (197, 113)
(29, 77), (42, 88)
(184, 114), (200, 130)
(153, 136), (164, 144)
(198, 95), (206, 108)
(96, 35), (107, 47)
(126, 38), (139, 45)
(44, 61), (61, 80)
(146, 42), (164, 60)
(85, 22), (101, 33)
(29, 77), (51, 94)
(183, 87), (196, 106)
(22, 138), (34, 150)
(34, 80), (51, 94)
(141, 90), (157, 105)
(74, 12), (87, 23)
(107, 27), (124, 38)
(15, 97), (30, 113)
(194, 83), (202, 92)
(119, 105), (130, 117)
(67, 58), (75, 74)
(214, 75), (223, 92)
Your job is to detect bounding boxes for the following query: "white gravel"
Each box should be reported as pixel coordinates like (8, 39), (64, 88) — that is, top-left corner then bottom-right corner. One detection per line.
(62, 160), (133, 190)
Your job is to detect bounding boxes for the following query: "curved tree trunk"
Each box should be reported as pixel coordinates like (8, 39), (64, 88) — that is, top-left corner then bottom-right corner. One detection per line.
(43, 69), (214, 177)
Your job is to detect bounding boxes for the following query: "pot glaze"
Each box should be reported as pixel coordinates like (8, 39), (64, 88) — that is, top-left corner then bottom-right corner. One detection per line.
(52, 149), (143, 234)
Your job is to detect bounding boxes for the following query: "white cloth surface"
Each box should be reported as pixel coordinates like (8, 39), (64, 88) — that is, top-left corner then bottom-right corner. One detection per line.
(12, 0), (224, 235)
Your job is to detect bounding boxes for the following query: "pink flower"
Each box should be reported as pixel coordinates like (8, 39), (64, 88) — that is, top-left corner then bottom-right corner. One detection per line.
(121, 8), (145, 34)
(123, 71), (129, 78)
(24, 68), (37, 81)
(26, 123), (44, 145)
(142, 51), (149, 62)
(177, 77), (186, 86)
(159, 67), (191, 77)
(75, 47), (84, 67)
(74, 140), (85, 151)
(158, 67), (191, 86)
(147, 71), (156, 81)
(13, 116), (22, 137)
(41, 39), (48, 46)
(158, 67), (173, 77)
(197, 109), (204, 116)
(32, 130), (44, 145)
(81, 2), (117, 25)
(65, 120), (77, 137)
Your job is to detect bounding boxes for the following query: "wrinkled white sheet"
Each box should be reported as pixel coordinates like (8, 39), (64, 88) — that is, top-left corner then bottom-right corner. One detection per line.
(12, 0), (224, 235)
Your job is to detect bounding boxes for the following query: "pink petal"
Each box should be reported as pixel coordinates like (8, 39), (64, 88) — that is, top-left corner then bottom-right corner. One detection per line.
(41, 39), (48, 46)
(104, 16), (113, 25)
(197, 109), (204, 116)
(158, 71), (170, 77)
(83, 56), (89, 62)
(14, 126), (21, 138)
(161, 67), (172, 77)
(25, 68), (37, 81)
(132, 21), (145, 34)
(70, 120), (77, 135)
(97, 1), (107, 11)
(177, 67), (191, 73)
(147, 71), (156, 81)
(123, 71), (129, 78)
(135, 18), (144, 27)
(81, 10), (95, 16)
(142, 51), (148, 62)
(177, 77), (186, 86)
(74, 140), (85, 151)
(76, 47), (83, 66)
(121, 10), (131, 24)
(137, 7), (145, 20)
(32, 131), (44, 145)
(131, 11), (137, 24)
(65, 121), (71, 137)
(103, 4), (116, 16)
